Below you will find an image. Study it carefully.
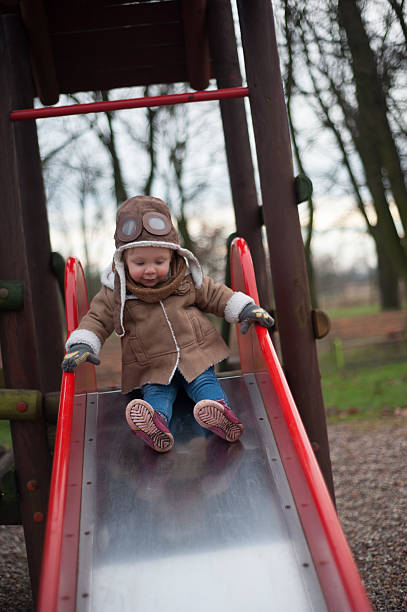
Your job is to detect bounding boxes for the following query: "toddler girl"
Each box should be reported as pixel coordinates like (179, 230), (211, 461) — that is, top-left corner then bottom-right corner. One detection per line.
(62, 196), (273, 452)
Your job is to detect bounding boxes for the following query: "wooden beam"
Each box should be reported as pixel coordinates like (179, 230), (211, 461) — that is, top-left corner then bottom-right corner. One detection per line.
(53, 37), (186, 72)
(45, 0), (181, 31)
(206, 0), (272, 311)
(51, 22), (184, 58)
(0, 0), (19, 9)
(181, 0), (211, 90)
(236, 0), (335, 500)
(0, 13), (64, 601)
(56, 62), (189, 95)
(19, 0), (59, 104)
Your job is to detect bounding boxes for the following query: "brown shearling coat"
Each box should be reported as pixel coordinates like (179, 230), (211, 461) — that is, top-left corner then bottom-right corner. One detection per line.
(77, 274), (235, 393)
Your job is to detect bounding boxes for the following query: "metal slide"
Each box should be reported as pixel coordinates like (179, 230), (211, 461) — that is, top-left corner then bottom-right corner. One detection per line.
(37, 239), (372, 612)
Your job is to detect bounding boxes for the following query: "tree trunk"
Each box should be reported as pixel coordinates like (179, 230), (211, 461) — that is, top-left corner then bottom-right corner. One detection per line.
(355, 131), (407, 284)
(100, 91), (128, 206)
(338, 0), (407, 236)
(376, 238), (401, 309)
(143, 86), (159, 196)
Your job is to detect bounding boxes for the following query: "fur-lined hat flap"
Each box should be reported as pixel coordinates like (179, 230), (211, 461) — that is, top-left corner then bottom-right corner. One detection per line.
(111, 196), (203, 336)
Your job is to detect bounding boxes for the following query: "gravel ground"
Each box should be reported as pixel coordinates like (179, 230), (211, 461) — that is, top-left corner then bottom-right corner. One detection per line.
(0, 417), (406, 611)
(328, 417), (407, 611)
(0, 525), (32, 611)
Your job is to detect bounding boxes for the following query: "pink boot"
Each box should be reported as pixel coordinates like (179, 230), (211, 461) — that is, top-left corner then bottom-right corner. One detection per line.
(193, 399), (243, 443)
(126, 399), (174, 453)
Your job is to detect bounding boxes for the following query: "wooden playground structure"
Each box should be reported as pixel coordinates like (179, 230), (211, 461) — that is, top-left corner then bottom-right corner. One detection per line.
(0, 1), (354, 608)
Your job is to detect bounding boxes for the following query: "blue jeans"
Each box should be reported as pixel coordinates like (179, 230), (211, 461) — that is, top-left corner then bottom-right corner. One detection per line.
(142, 367), (229, 424)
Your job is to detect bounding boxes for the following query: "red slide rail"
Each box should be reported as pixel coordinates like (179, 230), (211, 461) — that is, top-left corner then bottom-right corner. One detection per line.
(37, 258), (96, 612)
(10, 87), (248, 121)
(230, 237), (372, 612)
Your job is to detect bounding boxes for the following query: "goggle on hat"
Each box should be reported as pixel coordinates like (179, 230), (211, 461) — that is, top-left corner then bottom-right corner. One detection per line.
(114, 195), (179, 248)
(117, 211), (172, 242)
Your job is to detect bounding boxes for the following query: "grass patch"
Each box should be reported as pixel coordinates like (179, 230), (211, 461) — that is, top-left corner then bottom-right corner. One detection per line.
(326, 301), (407, 319)
(322, 362), (407, 422)
(319, 342), (407, 374)
(0, 421), (12, 448)
(326, 303), (380, 319)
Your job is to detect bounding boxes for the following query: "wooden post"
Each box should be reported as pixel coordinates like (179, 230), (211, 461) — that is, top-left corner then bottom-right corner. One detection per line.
(206, 0), (272, 311)
(0, 13), (64, 601)
(236, 0), (335, 499)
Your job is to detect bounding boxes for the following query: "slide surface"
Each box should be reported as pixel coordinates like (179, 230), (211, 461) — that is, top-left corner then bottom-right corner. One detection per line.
(37, 239), (372, 612)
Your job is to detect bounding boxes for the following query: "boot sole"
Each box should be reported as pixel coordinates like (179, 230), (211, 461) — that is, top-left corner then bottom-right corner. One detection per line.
(193, 400), (243, 443)
(126, 400), (174, 453)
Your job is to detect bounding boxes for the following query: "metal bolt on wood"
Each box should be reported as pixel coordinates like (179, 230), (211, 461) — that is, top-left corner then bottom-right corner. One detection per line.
(0, 280), (24, 310)
(27, 480), (38, 492)
(0, 389), (43, 420)
(33, 512), (45, 523)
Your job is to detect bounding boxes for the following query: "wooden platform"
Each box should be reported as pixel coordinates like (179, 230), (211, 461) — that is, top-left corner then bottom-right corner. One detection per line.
(1, 0), (212, 105)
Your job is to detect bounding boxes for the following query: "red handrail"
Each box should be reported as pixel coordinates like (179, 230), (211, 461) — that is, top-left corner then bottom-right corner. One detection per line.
(11, 87), (249, 121)
(37, 374), (75, 612)
(230, 237), (372, 612)
(37, 258), (95, 611)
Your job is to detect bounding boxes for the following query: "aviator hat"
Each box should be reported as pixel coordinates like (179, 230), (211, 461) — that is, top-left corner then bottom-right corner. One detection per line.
(112, 196), (203, 335)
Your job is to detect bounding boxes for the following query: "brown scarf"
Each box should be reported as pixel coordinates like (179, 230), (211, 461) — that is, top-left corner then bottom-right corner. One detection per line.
(125, 252), (187, 303)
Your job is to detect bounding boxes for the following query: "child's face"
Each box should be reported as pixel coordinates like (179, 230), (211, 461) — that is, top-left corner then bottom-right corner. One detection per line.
(125, 246), (172, 287)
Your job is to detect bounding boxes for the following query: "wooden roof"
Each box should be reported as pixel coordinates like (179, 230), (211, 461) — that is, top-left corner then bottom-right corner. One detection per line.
(1, 0), (211, 105)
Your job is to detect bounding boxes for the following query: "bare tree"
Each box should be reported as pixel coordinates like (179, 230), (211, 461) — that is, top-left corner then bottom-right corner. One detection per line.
(67, 91), (129, 205)
(39, 84), (230, 279)
(387, 0), (407, 45)
(279, 0), (407, 309)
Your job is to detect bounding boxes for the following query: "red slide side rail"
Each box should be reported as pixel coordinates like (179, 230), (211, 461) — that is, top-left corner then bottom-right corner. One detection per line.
(37, 258), (96, 611)
(230, 237), (372, 612)
(10, 87), (248, 121)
